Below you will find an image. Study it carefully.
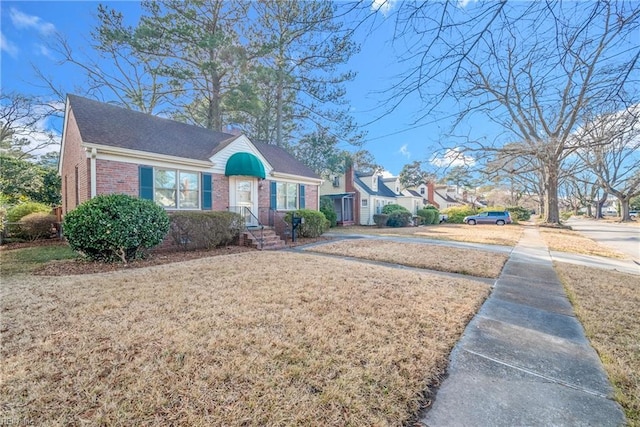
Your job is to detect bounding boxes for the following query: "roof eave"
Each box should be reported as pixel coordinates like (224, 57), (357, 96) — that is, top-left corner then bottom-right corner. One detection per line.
(83, 142), (214, 168)
(270, 171), (322, 185)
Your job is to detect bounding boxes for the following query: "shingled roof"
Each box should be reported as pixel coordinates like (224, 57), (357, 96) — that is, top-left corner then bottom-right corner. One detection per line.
(68, 95), (236, 161)
(67, 95), (320, 179)
(354, 172), (397, 197)
(252, 141), (319, 179)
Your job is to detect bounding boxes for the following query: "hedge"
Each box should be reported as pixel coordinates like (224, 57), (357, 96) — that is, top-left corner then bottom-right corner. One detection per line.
(168, 211), (244, 250)
(373, 214), (389, 227)
(387, 211), (413, 227)
(381, 204), (410, 215)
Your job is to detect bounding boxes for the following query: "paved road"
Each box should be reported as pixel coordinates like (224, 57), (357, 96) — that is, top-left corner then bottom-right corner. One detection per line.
(566, 218), (640, 263)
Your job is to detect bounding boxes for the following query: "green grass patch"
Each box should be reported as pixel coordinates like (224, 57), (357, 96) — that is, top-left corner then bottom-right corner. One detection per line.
(1, 244), (78, 276)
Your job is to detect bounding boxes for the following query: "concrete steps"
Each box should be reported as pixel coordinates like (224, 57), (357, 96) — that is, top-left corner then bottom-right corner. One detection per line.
(241, 227), (286, 250)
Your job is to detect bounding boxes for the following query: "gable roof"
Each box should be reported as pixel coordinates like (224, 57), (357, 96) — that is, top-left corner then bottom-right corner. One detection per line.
(354, 173), (397, 198)
(66, 94), (319, 179)
(434, 190), (459, 203)
(253, 141), (319, 179)
(67, 95), (236, 161)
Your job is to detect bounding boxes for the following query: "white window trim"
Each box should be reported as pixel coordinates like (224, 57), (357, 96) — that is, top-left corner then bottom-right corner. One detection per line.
(154, 167), (201, 210)
(276, 181), (299, 211)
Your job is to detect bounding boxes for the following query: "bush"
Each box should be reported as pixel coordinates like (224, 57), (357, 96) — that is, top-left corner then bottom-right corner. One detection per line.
(0, 206), (6, 234)
(417, 207), (441, 225)
(442, 206), (476, 224)
(506, 206), (531, 222)
(382, 204), (409, 215)
(425, 205), (441, 224)
(284, 209), (329, 238)
(6, 201), (51, 223)
(63, 194), (170, 263)
(373, 214), (389, 227)
(386, 211), (413, 227)
(319, 197), (337, 228)
(19, 212), (57, 240)
(168, 211), (244, 250)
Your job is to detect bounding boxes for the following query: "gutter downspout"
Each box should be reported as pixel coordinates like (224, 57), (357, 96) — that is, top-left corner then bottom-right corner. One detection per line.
(90, 147), (97, 198)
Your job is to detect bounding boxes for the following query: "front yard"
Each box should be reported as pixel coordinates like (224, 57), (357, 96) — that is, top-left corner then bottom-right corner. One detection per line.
(2, 222), (636, 425)
(1, 250), (490, 426)
(328, 223), (524, 247)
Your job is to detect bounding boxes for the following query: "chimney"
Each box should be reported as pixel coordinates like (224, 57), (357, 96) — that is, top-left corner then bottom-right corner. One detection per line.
(427, 181), (435, 205)
(345, 163), (355, 192)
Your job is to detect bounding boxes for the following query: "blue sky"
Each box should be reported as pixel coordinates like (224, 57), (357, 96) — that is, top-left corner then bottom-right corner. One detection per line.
(1, 0), (479, 176)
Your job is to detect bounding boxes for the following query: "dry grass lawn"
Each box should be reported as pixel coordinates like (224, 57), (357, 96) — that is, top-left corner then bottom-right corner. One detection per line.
(1, 251), (490, 426)
(330, 224), (523, 247)
(556, 262), (640, 426)
(305, 239), (507, 278)
(539, 227), (627, 259)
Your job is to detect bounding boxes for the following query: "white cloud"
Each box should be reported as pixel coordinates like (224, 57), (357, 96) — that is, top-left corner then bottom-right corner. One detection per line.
(1, 32), (19, 57)
(398, 144), (411, 159)
(457, 0), (478, 8)
(371, 0), (397, 17)
(430, 148), (476, 167)
(10, 8), (56, 35)
(37, 44), (54, 59)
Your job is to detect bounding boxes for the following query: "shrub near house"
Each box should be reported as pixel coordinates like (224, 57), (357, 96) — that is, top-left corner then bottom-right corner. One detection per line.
(63, 194), (170, 263)
(284, 209), (329, 238)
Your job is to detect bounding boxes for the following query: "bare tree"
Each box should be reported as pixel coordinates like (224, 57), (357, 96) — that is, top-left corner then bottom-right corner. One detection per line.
(34, 6), (172, 115)
(0, 92), (58, 160)
(575, 106), (640, 221)
(389, 1), (640, 224)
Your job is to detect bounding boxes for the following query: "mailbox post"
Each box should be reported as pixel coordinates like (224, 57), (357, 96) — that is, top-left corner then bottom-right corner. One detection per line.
(291, 214), (304, 242)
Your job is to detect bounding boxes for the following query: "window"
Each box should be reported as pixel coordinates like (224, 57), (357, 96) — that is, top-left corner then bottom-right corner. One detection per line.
(271, 181), (305, 210)
(276, 182), (298, 210)
(362, 199), (368, 208)
(154, 168), (200, 209)
(420, 187), (425, 195)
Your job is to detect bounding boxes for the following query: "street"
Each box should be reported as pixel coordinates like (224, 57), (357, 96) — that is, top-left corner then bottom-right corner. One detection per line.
(566, 217), (640, 263)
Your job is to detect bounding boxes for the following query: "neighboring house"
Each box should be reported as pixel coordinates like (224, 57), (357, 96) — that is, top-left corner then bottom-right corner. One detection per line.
(59, 95), (322, 234)
(420, 183), (465, 209)
(320, 165), (424, 226)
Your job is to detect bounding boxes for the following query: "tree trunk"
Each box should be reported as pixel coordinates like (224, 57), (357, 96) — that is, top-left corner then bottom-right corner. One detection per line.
(543, 162), (561, 224)
(275, 52), (285, 147)
(619, 197), (631, 221)
(595, 193), (607, 219)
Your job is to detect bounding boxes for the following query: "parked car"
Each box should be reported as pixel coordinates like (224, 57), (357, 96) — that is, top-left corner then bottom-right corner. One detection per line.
(439, 214), (448, 223)
(464, 211), (512, 225)
(630, 210), (638, 218)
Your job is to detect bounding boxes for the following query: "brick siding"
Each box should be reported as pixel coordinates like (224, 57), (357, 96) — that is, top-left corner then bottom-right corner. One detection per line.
(60, 109), (90, 214)
(95, 160), (138, 196)
(212, 173), (229, 211)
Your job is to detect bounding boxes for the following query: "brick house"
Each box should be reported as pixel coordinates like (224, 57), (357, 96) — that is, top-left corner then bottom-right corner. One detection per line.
(59, 95), (322, 238)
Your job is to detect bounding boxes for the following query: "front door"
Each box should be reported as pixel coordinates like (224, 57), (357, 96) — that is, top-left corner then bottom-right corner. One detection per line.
(233, 177), (257, 226)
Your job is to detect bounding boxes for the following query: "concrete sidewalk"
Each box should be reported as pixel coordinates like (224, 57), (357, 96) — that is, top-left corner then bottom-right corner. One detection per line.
(420, 227), (626, 426)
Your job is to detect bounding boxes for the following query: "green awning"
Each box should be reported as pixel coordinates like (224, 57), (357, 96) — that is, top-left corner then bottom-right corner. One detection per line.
(225, 152), (266, 179)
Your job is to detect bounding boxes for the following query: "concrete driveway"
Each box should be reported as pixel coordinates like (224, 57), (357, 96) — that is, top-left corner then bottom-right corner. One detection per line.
(566, 218), (640, 263)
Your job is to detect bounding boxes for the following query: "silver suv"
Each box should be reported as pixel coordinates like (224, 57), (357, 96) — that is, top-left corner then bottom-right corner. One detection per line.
(464, 211), (512, 225)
